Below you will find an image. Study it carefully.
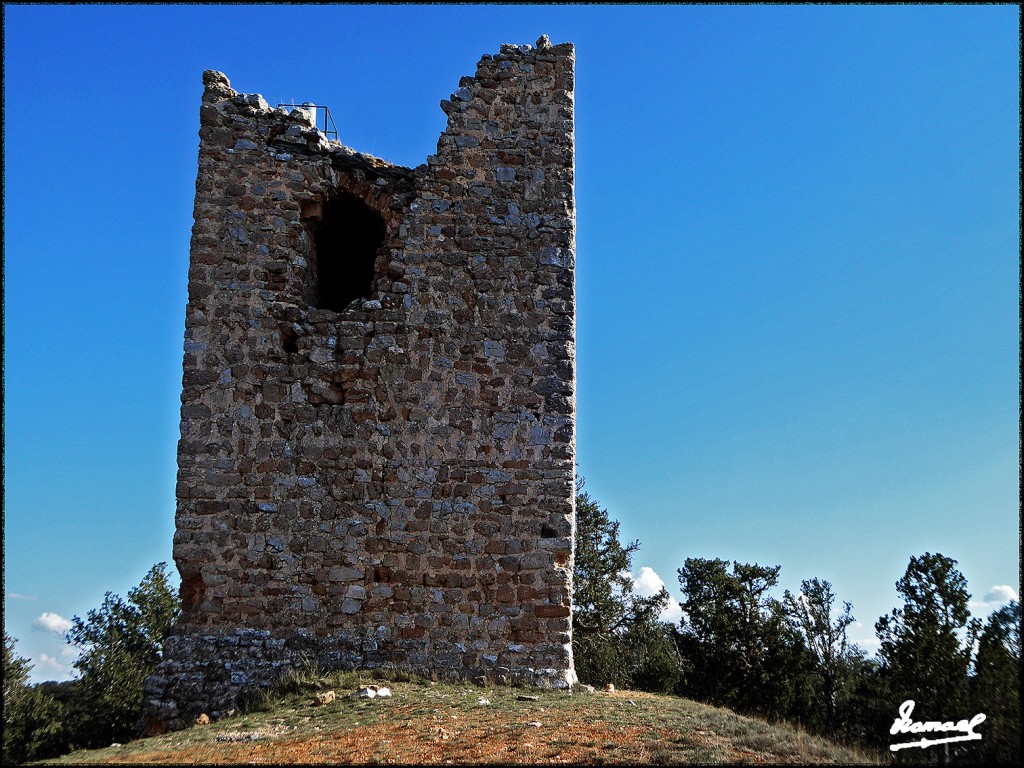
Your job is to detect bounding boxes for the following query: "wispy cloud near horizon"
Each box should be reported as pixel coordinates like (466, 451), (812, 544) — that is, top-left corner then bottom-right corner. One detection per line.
(35, 651), (79, 682)
(849, 620), (882, 652)
(969, 584), (1019, 615)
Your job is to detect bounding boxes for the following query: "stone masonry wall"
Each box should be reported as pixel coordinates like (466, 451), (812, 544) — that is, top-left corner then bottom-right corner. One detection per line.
(145, 37), (576, 730)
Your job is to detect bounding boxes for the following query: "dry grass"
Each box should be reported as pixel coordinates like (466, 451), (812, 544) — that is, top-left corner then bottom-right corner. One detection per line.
(40, 674), (881, 765)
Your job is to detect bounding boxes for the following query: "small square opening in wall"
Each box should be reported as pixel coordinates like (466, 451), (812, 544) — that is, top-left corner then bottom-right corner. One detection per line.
(281, 325), (298, 355)
(308, 191), (385, 311)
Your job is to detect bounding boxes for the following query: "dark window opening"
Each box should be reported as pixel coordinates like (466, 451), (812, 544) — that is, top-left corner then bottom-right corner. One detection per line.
(309, 192), (385, 312)
(281, 325), (298, 355)
(179, 571), (204, 612)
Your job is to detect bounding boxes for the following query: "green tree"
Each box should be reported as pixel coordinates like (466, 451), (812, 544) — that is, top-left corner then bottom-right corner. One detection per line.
(3, 632), (34, 762)
(783, 577), (858, 735)
(970, 600), (1020, 764)
(837, 652), (892, 749)
(65, 562), (180, 748)
(572, 477), (680, 691)
(3, 632), (32, 706)
(620, 615), (683, 694)
(676, 557), (809, 721)
(3, 633), (70, 763)
(676, 557), (744, 706)
(874, 552), (979, 757)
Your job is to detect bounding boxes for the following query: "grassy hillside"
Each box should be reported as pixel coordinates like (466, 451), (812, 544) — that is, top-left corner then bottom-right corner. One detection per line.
(41, 671), (880, 765)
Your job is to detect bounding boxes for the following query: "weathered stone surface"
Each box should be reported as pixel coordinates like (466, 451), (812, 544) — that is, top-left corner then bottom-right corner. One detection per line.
(145, 37), (577, 733)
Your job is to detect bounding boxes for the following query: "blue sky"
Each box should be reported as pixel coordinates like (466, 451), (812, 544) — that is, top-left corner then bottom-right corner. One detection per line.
(3, 4), (1019, 683)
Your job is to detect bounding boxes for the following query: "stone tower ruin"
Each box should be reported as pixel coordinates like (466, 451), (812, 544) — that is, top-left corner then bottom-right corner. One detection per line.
(145, 37), (576, 728)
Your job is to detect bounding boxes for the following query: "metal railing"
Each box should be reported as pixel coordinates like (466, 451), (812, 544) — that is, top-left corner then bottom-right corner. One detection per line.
(277, 102), (338, 141)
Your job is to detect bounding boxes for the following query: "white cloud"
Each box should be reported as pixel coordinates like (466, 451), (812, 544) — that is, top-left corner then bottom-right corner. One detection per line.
(660, 600), (684, 625)
(632, 566), (666, 598)
(5, 593), (38, 600)
(970, 584), (1019, 615)
(982, 585), (1018, 604)
(631, 566), (683, 625)
(32, 612), (72, 634)
(37, 654), (65, 672)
